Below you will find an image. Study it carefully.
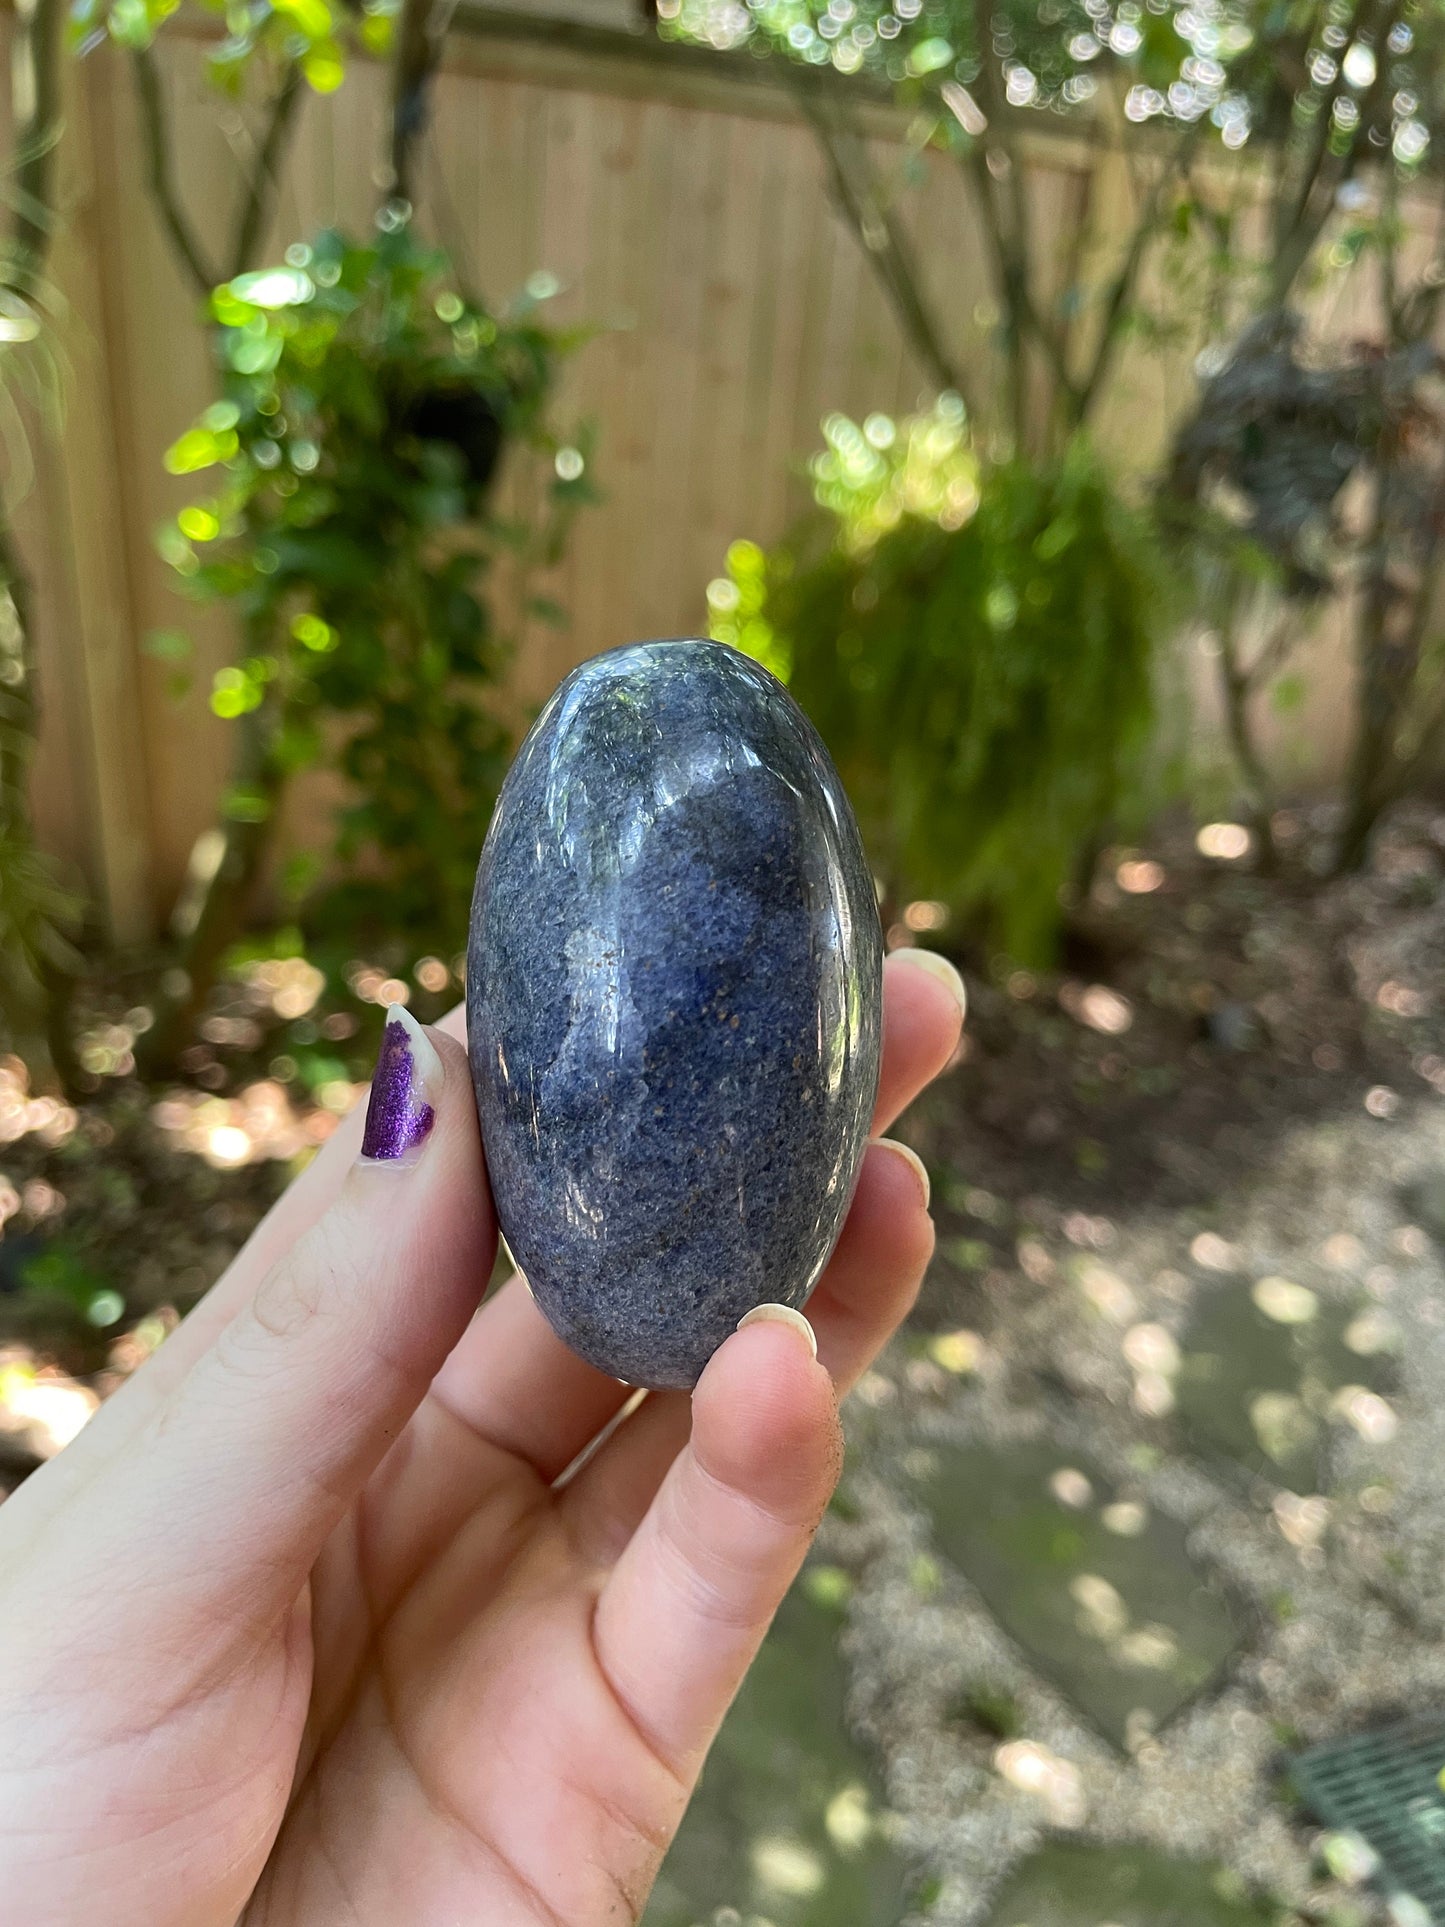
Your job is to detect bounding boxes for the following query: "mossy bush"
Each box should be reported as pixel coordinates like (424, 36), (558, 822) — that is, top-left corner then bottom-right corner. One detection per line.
(710, 401), (1172, 961)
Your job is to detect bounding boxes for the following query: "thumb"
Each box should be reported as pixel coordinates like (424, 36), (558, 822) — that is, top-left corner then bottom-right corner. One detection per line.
(76, 1007), (493, 1641)
(592, 1310), (843, 1782)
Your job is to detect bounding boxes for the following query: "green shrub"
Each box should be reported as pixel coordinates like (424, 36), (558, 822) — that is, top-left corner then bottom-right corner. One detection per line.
(157, 220), (590, 955)
(709, 402), (1171, 961)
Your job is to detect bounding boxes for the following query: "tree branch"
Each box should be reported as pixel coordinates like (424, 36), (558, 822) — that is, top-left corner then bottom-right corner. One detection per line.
(1217, 606), (1280, 868)
(960, 0), (1084, 447)
(1243, 599), (1299, 687)
(389, 0), (459, 206)
(1054, 161), (1094, 382)
(132, 42), (218, 298)
(790, 75), (968, 407)
(1270, 0), (1399, 302)
(959, 144), (1026, 444)
(1272, 0), (1366, 266)
(229, 62), (305, 279)
(1074, 118), (1206, 426)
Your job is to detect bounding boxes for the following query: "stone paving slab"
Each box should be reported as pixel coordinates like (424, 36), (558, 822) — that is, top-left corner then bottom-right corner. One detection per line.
(910, 1436), (1245, 1750)
(982, 1840), (1285, 1927)
(1175, 1280), (1397, 1493)
(644, 1565), (914, 1927)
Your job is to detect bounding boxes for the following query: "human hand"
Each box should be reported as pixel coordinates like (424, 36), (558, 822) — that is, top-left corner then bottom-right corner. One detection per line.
(0, 949), (963, 1926)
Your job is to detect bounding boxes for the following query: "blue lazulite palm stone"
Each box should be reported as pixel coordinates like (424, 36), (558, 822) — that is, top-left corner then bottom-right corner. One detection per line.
(467, 638), (883, 1389)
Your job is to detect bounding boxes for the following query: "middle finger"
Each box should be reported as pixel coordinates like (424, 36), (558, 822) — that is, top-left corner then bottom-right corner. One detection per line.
(559, 1133), (935, 1563)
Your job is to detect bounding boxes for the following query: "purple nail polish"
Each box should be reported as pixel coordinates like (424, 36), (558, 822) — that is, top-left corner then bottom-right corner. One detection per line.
(361, 1005), (441, 1163)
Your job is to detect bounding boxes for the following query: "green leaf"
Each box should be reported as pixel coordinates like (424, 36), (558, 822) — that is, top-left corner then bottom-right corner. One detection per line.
(229, 267), (316, 309)
(269, 0), (334, 39)
(524, 595), (567, 626)
(359, 10), (392, 52)
(907, 35), (954, 74)
(177, 505), (220, 542)
(18, 1243), (108, 1309)
(209, 666), (264, 718)
(721, 418), (1168, 962)
(105, 0), (156, 47)
(302, 37), (346, 91)
(143, 628), (193, 661)
(150, 222), (582, 951)
(274, 721), (323, 772)
(1271, 672), (1306, 714)
(291, 612), (339, 652)
(221, 784), (274, 823)
(227, 333), (284, 377)
(164, 425), (239, 474)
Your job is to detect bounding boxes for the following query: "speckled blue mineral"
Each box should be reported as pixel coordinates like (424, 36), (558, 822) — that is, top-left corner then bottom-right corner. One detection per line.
(467, 639), (883, 1389)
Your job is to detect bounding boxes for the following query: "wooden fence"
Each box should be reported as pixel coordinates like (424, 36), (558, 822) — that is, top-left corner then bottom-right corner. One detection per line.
(18, 13), (1366, 941)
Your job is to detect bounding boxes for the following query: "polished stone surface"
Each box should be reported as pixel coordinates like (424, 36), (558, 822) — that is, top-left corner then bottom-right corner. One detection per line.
(468, 639), (883, 1388)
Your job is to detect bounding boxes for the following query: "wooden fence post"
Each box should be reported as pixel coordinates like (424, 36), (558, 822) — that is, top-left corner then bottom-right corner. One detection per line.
(30, 44), (157, 945)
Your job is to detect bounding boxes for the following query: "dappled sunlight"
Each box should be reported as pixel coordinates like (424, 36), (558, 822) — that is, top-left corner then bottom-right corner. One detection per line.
(994, 1740), (1086, 1826)
(1059, 982), (1133, 1037)
(151, 1077), (354, 1170)
(241, 957), (326, 1021)
(1251, 1277), (1317, 1326)
(0, 1059), (77, 1149)
(7, 0), (1445, 1903)
(0, 1349), (98, 1461)
(1196, 822), (1252, 862)
(927, 1327), (984, 1374)
(1116, 857), (1165, 894)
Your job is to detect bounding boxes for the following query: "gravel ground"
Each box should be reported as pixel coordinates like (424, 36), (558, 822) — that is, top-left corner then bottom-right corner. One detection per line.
(828, 806), (1445, 1924)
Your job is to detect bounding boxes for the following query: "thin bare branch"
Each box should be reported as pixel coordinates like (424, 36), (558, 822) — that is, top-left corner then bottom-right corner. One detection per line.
(132, 42), (218, 298)
(790, 75), (968, 407)
(1270, 0), (1400, 303)
(1074, 118), (1206, 425)
(229, 63), (305, 279)
(1054, 162), (1094, 379)
(962, 0), (1085, 445)
(1243, 600), (1299, 687)
(1214, 587), (1281, 868)
(389, 0), (460, 206)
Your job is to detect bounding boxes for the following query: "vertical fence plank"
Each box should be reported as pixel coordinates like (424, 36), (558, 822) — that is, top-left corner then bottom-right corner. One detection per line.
(28, 47), (159, 941)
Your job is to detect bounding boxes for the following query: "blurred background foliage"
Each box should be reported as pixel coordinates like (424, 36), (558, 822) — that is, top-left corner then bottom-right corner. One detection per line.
(670, 0), (1445, 894)
(710, 405), (1167, 958)
(140, 222), (591, 1067)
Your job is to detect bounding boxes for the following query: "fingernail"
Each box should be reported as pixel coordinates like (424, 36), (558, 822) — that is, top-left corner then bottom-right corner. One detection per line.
(891, 946), (967, 1023)
(360, 1005), (443, 1166)
(737, 1302), (818, 1358)
(873, 1137), (931, 1209)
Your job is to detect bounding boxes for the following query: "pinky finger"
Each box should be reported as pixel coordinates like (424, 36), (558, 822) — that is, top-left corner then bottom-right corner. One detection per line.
(591, 1314), (841, 1781)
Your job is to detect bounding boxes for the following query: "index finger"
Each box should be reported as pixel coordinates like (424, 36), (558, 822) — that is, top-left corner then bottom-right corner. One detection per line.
(15, 1006), (473, 1499)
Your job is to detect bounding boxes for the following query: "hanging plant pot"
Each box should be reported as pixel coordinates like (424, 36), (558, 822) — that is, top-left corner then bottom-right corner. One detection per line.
(396, 378), (507, 504)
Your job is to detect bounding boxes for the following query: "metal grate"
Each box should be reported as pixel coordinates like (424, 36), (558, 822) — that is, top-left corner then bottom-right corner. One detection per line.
(1293, 1715), (1445, 1920)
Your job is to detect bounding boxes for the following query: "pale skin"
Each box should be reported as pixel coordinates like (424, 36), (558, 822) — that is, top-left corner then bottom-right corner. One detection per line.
(0, 949), (964, 1926)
